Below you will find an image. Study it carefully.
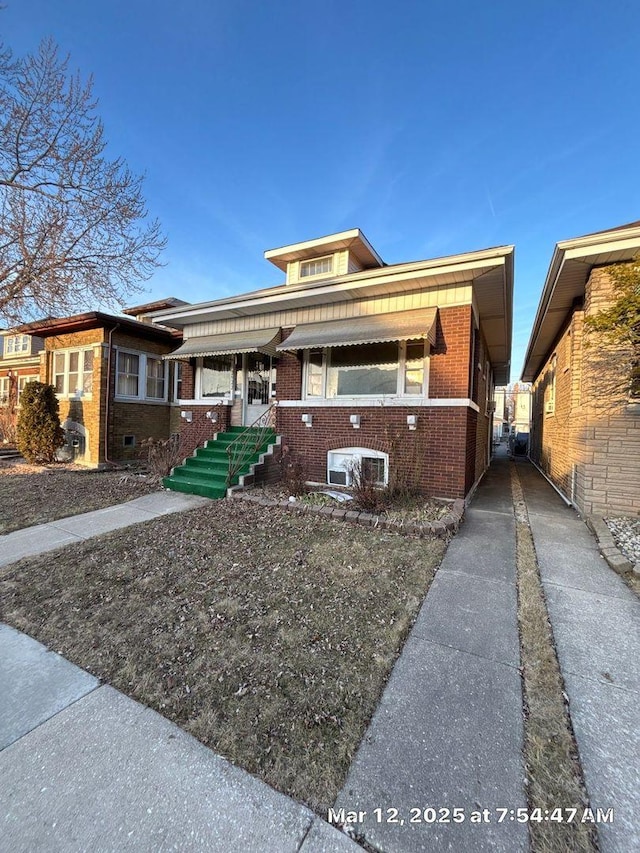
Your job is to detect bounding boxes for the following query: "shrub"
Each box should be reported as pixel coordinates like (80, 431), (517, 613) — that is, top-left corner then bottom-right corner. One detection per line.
(16, 382), (65, 463)
(140, 435), (184, 478)
(280, 447), (309, 496)
(141, 421), (217, 479)
(349, 458), (389, 514)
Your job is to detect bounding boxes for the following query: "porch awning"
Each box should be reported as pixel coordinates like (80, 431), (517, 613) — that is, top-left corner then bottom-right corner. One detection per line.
(276, 307), (438, 351)
(164, 328), (280, 360)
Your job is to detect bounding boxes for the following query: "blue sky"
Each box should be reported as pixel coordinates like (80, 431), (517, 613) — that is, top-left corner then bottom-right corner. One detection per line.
(4, 0), (639, 378)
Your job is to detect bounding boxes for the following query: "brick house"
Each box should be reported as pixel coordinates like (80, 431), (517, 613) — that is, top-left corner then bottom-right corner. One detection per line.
(522, 221), (640, 516)
(19, 302), (183, 466)
(153, 230), (514, 499)
(0, 330), (44, 443)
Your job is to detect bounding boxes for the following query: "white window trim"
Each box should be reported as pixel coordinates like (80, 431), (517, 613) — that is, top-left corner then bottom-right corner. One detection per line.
(194, 355), (235, 402)
(0, 376), (10, 406)
(279, 397), (479, 410)
(545, 355), (557, 416)
(4, 334), (31, 357)
(172, 360), (183, 403)
(302, 341), (429, 401)
(299, 254), (334, 279)
(327, 447), (389, 487)
(17, 375), (39, 407)
(53, 347), (94, 400)
(114, 347), (169, 402)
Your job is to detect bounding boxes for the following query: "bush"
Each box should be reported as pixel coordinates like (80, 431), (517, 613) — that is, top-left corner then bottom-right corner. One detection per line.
(349, 459), (389, 514)
(279, 447), (309, 496)
(16, 382), (65, 463)
(141, 421), (216, 479)
(140, 435), (184, 478)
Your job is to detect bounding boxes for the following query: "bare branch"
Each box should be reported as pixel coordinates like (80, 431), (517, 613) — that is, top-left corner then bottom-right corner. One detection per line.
(0, 37), (166, 325)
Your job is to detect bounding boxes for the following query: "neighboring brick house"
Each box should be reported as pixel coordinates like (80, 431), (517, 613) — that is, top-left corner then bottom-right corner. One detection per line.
(0, 331), (44, 442)
(522, 221), (640, 516)
(153, 229), (514, 499)
(19, 303), (183, 466)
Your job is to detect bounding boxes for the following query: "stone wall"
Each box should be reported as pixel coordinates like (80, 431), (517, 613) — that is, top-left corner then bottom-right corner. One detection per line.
(530, 266), (640, 516)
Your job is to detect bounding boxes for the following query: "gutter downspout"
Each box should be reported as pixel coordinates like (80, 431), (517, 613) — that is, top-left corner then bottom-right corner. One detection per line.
(527, 455), (573, 507)
(103, 323), (120, 466)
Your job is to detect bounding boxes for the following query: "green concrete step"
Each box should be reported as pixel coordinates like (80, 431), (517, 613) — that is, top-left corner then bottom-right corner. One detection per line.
(161, 476), (227, 500)
(163, 427), (277, 499)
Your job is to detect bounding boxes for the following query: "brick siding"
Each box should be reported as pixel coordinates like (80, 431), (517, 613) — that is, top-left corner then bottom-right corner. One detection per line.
(169, 305), (490, 498)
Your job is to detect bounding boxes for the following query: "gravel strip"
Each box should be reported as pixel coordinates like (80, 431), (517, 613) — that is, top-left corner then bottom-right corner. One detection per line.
(605, 516), (640, 568)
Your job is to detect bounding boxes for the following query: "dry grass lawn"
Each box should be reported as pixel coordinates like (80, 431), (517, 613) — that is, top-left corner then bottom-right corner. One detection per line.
(0, 463), (160, 534)
(0, 499), (446, 814)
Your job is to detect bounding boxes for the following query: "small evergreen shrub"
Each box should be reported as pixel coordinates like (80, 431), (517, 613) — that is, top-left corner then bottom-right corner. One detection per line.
(16, 382), (65, 463)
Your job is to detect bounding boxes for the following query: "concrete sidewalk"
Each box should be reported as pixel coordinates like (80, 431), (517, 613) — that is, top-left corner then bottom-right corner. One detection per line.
(336, 452), (639, 852)
(0, 491), (211, 570)
(335, 451), (528, 852)
(516, 460), (640, 853)
(0, 624), (358, 853)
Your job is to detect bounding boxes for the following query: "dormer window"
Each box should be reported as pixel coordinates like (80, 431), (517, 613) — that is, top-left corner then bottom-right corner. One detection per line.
(300, 255), (333, 278)
(5, 335), (30, 356)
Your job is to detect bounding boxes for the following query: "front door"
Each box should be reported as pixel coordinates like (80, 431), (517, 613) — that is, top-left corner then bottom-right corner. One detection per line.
(243, 353), (275, 426)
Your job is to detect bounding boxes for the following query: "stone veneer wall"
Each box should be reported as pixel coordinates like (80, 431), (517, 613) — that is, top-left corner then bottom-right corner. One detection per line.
(530, 266), (640, 516)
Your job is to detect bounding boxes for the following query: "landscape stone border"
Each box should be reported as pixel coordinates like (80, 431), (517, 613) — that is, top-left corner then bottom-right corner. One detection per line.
(586, 516), (638, 576)
(230, 491), (465, 538)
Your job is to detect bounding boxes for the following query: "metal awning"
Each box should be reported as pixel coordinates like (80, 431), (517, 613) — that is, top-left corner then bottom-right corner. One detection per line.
(164, 328), (280, 360)
(276, 307), (438, 351)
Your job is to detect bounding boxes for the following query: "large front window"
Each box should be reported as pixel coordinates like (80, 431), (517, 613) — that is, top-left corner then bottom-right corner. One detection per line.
(146, 357), (166, 399)
(305, 340), (426, 399)
(200, 355), (233, 398)
(117, 352), (140, 397)
(53, 349), (93, 398)
(116, 349), (168, 401)
(327, 342), (398, 397)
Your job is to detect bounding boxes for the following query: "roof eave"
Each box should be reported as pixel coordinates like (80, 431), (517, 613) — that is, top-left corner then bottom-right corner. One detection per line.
(522, 223), (640, 383)
(152, 245), (515, 329)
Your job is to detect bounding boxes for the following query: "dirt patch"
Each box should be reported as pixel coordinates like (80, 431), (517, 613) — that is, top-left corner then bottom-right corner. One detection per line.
(256, 484), (452, 526)
(0, 499), (446, 814)
(0, 462), (161, 534)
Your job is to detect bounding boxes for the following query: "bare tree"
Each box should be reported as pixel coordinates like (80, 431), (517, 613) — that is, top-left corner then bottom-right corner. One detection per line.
(0, 38), (166, 324)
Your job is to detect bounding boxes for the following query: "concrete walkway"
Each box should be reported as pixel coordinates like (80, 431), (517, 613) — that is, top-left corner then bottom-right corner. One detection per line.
(335, 451), (528, 852)
(516, 459), (640, 853)
(1, 461), (638, 851)
(336, 451), (639, 852)
(0, 491), (212, 569)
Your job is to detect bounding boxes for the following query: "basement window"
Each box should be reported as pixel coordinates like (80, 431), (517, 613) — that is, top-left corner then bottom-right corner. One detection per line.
(122, 435), (136, 448)
(327, 447), (388, 487)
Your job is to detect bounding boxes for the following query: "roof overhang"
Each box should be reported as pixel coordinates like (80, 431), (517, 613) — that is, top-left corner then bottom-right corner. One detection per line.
(164, 328), (280, 360)
(152, 243), (514, 385)
(264, 228), (384, 272)
(18, 312), (178, 343)
(277, 307), (438, 351)
(521, 222), (640, 383)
